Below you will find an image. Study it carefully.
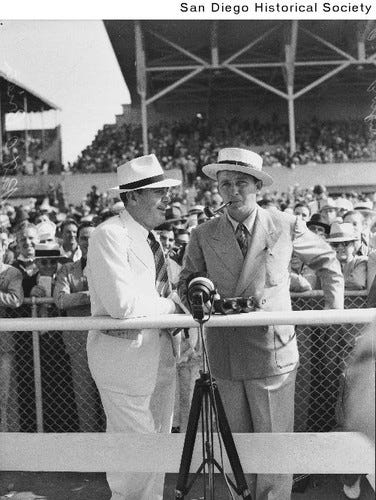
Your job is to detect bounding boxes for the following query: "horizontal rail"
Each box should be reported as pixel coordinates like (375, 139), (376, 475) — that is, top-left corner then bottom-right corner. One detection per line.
(0, 432), (373, 474)
(21, 289), (368, 305)
(1, 309), (376, 332)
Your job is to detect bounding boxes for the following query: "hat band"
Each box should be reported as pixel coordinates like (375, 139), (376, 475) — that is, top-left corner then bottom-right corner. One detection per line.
(119, 173), (165, 190)
(217, 160), (255, 168)
(329, 233), (356, 239)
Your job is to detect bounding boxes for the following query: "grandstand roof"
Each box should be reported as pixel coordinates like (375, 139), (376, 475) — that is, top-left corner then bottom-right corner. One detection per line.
(0, 70), (60, 113)
(104, 20), (376, 105)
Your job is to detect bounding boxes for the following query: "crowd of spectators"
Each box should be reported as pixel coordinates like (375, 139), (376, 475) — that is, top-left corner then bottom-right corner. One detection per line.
(1, 181), (375, 448)
(72, 117), (376, 177)
(2, 117), (375, 178)
(1, 129), (62, 175)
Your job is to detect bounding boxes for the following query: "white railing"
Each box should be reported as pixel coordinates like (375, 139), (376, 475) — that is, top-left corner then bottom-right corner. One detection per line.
(0, 309), (374, 480)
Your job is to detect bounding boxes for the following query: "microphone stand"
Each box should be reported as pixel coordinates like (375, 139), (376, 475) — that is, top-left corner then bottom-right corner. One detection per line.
(175, 293), (252, 500)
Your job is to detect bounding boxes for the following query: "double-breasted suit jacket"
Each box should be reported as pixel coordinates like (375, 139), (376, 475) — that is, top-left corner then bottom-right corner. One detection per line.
(86, 209), (176, 397)
(179, 206), (344, 380)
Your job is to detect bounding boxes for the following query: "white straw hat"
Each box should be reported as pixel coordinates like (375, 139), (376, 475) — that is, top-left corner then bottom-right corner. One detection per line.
(202, 147), (273, 186)
(326, 222), (359, 243)
(110, 154), (181, 192)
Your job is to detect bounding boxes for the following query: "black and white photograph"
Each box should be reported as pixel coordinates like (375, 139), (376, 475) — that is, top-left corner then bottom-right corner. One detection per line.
(0, 4), (375, 499)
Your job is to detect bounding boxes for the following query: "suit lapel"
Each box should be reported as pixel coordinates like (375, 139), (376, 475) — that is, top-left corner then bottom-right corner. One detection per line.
(119, 210), (153, 272)
(235, 207), (282, 296)
(206, 216), (244, 279)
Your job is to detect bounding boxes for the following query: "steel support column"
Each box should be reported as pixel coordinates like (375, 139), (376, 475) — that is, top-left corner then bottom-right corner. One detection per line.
(24, 95), (29, 160)
(135, 21), (148, 154)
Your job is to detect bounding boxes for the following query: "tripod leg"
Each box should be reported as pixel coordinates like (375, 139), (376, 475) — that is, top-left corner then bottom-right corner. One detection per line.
(211, 384), (253, 500)
(175, 377), (204, 499)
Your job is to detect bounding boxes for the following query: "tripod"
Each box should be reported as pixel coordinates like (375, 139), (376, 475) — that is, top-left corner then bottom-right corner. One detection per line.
(175, 320), (253, 500)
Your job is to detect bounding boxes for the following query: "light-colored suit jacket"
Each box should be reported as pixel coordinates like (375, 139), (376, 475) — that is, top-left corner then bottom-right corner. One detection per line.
(86, 209), (175, 395)
(54, 259), (91, 316)
(178, 206), (344, 380)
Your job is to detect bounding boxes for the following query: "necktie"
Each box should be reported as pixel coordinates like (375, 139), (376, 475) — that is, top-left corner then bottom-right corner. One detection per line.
(235, 223), (248, 257)
(147, 231), (171, 298)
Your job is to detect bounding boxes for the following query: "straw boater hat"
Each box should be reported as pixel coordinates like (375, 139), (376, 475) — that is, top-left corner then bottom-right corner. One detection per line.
(326, 222), (359, 243)
(202, 147), (273, 187)
(110, 154), (181, 192)
(34, 242), (64, 259)
(353, 201), (376, 216)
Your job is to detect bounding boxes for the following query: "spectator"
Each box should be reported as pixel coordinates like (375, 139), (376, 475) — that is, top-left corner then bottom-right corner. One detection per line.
(54, 222), (103, 432)
(29, 242), (78, 432)
(293, 202), (311, 221)
(59, 219), (81, 262)
(320, 199), (341, 225)
(0, 234), (23, 431)
(327, 222), (367, 290)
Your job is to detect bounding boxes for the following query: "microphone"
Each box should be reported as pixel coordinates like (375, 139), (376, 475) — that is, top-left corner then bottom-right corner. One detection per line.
(187, 275), (217, 321)
(204, 201), (232, 218)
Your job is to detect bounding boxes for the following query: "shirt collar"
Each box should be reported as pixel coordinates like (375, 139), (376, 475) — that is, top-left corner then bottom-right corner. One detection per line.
(227, 207), (257, 233)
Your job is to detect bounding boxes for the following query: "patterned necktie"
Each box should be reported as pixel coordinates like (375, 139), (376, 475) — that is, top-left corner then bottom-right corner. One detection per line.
(147, 231), (171, 297)
(235, 223), (248, 257)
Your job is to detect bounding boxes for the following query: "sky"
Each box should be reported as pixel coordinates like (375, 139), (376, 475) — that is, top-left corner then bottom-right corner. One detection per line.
(0, 20), (130, 164)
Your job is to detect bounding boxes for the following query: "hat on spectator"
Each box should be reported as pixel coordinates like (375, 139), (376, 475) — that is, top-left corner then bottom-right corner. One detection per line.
(354, 201), (376, 216)
(36, 220), (56, 243)
(34, 242), (63, 259)
(155, 206), (186, 230)
(326, 222), (359, 243)
(188, 205), (205, 215)
(110, 154), (181, 192)
(306, 215), (330, 236)
(319, 199), (338, 212)
(165, 206), (186, 223)
(202, 147), (273, 186)
(175, 228), (190, 245)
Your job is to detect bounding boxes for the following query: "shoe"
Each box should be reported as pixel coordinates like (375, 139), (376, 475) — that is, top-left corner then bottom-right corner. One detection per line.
(343, 476), (361, 499)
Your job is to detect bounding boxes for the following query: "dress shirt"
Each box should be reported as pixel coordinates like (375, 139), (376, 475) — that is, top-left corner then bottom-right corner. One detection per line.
(227, 208), (257, 247)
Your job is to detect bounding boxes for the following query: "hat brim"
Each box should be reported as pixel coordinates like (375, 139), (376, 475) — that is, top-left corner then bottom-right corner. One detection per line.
(354, 208), (376, 215)
(307, 221), (330, 233)
(327, 236), (359, 243)
(109, 178), (181, 192)
(202, 163), (273, 186)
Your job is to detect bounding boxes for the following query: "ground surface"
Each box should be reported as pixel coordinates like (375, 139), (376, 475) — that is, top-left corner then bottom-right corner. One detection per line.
(0, 472), (374, 499)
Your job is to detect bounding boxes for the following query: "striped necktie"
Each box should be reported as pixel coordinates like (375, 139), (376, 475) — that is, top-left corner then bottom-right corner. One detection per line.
(147, 231), (171, 298)
(235, 223), (248, 257)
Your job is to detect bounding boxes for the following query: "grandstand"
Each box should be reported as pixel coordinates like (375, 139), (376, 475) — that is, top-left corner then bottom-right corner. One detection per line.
(0, 70), (62, 175)
(69, 20), (376, 198)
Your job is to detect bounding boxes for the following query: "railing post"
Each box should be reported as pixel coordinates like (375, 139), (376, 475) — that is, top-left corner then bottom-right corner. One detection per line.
(31, 298), (44, 432)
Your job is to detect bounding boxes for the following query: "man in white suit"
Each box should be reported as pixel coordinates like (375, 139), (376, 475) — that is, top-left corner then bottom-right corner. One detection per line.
(178, 147), (344, 500)
(86, 154), (181, 500)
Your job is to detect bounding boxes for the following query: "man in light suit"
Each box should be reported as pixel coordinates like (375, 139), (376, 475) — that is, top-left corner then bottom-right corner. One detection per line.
(86, 154), (181, 500)
(178, 147), (344, 500)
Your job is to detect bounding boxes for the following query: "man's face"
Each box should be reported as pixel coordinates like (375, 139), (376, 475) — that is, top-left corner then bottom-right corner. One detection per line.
(309, 225), (327, 239)
(78, 226), (95, 259)
(132, 188), (171, 230)
(217, 171), (259, 221)
(17, 228), (38, 259)
(36, 258), (59, 277)
(159, 230), (175, 252)
(294, 206), (310, 221)
(63, 224), (78, 250)
(320, 207), (337, 225)
(331, 240), (356, 263)
(343, 213), (364, 236)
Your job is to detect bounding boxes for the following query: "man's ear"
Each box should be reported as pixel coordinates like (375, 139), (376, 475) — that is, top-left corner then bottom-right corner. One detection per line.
(256, 180), (263, 191)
